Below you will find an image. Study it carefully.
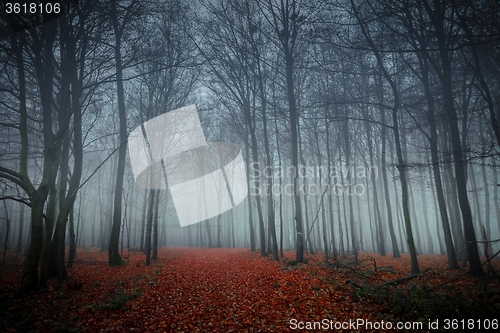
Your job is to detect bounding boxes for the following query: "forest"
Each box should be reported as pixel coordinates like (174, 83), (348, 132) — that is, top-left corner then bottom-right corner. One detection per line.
(1, 0), (500, 331)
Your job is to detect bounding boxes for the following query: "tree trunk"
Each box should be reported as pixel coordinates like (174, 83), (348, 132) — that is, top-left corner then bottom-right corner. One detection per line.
(343, 119), (357, 261)
(216, 214), (223, 248)
(274, 110), (285, 258)
(67, 208), (76, 268)
(21, 196), (46, 292)
(427, 154), (445, 255)
(140, 190), (148, 252)
(40, 184), (57, 288)
(419, 150), (433, 254)
(421, 55), (459, 268)
(108, 0), (128, 267)
(362, 104), (385, 256)
(15, 203), (24, 254)
(299, 133), (314, 255)
(480, 122), (493, 258)
(492, 158), (500, 236)
(422, 0), (483, 276)
(21, 19), (60, 292)
(145, 189), (155, 266)
(352, 1), (419, 273)
(325, 110), (338, 260)
(314, 129), (329, 263)
(53, 128), (71, 281)
(285, 42), (304, 263)
(261, 97), (278, 260)
(249, 121), (266, 256)
(380, 98), (400, 257)
(245, 126), (256, 252)
(152, 190), (160, 260)
(205, 219), (213, 248)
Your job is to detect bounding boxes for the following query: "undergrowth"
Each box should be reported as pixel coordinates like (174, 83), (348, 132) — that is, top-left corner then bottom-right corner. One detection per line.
(86, 287), (143, 311)
(349, 275), (500, 331)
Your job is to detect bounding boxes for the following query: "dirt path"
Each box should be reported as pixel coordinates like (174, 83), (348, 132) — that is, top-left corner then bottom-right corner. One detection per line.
(3, 248), (498, 332)
(2, 248), (395, 332)
(108, 248), (380, 332)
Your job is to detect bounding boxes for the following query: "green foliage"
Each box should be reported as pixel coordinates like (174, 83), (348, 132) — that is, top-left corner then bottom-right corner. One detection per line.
(86, 287), (143, 312)
(105, 287), (142, 310)
(108, 289), (128, 310)
(85, 303), (96, 312)
(131, 287), (142, 299)
(54, 291), (67, 300)
(109, 258), (126, 267)
(360, 269), (372, 279)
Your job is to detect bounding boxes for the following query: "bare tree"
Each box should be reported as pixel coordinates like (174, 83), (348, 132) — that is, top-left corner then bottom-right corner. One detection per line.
(351, 0), (420, 273)
(257, 0), (314, 263)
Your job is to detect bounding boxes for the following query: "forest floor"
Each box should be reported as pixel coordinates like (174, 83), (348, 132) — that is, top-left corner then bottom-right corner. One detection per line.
(1, 247), (500, 332)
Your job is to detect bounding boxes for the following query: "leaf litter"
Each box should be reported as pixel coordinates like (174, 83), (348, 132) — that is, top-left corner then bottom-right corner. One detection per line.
(1, 248), (499, 332)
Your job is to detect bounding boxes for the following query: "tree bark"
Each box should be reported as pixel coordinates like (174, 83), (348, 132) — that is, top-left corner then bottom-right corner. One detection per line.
(325, 110), (338, 260)
(145, 189), (155, 266)
(108, 0), (130, 267)
(420, 54), (459, 268)
(67, 208), (76, 268)
(245, 126), (256, 251)
(380, 94), (400, 258)
(352, 0), (419, 273)
(424, 0), (483, 276)
(15, 203), (24, 254)
(152, 190), (160, 260)
(20, 19), (61, 292)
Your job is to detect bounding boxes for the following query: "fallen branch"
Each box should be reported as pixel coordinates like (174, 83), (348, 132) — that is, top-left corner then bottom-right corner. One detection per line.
(346, 279), (363, 289)
(383, 268), (431, 286)
(435, 249), (500, 289)
(384, 274), (416, 286)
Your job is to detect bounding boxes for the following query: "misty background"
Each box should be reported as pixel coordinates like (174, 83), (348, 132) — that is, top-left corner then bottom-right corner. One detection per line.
(0, 0), (499, 291)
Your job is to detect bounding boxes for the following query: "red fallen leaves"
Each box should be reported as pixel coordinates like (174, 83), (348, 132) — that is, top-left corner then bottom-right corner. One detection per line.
(1, 248), (499, 332)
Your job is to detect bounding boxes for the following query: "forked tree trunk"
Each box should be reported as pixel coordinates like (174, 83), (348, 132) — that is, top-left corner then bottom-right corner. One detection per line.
(21, 19), (60, 292)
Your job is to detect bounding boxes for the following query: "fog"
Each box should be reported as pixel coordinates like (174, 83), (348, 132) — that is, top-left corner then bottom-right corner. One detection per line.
(1, 0), (499, 293)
